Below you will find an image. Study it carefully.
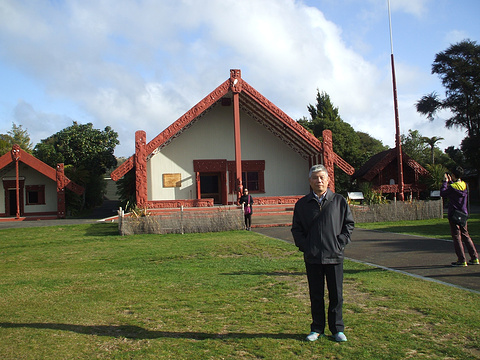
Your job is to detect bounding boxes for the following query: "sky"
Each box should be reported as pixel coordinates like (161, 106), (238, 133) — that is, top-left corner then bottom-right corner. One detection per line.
(0, 0), (478, 158)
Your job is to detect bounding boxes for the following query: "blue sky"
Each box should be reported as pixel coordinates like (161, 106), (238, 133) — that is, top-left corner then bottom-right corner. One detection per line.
(0, 0), (478, 157)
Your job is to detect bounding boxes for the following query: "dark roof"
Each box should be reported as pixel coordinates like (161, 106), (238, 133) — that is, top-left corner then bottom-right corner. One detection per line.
(352, 148), (429, 181)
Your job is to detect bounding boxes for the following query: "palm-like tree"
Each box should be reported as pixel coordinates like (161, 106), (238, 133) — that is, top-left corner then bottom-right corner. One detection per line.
(421, 136), (444, 165)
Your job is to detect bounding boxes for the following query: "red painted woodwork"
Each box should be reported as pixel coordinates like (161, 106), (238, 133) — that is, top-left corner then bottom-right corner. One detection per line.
(227, 160), (265, 194)
(148, 199), (213, 208)
(390, 54), (405, 201)
(193, 159), (229, 204)
(240, 81), (323, 156)
(0, 145), (84, 219)
(233, 89), (243, 200)
(135, 131), (148, 208)
(111, 156), (134, 181)
(56, 163), (66, 218)
(253, 195), (303, 205)
(3, 179), (25, 216)
(353, 149), (428, 199)
(193, 159), (228, 172)
(195, 172), (201, 200)
(110, 69), (357, 207)
(321, 130), (335, 192)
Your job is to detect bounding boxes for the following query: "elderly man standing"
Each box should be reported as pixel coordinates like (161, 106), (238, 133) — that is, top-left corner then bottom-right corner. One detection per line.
(291, 164), (354, 342)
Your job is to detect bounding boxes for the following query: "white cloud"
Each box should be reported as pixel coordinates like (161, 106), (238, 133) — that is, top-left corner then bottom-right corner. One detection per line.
(0, 0), (468, 158)
(445, 30), (470, 45)
(389, 0), (432, 17)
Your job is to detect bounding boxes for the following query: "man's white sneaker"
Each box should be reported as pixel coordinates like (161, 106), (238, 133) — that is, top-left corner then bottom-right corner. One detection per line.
(306, 332), (324, 341)
(333, 332), (347, 342)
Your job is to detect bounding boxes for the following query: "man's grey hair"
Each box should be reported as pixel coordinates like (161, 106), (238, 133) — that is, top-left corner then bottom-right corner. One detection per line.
(309, 164), (328, 178)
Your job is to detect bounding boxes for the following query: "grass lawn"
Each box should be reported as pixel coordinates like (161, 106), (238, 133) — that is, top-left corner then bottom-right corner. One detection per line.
(357, 213), (480, 244)
(0, 223), (479, 359)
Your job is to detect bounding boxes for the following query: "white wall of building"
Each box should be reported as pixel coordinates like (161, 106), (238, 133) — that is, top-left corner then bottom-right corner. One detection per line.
(0, 163), (57, 214)
(147, 103), (310, 201)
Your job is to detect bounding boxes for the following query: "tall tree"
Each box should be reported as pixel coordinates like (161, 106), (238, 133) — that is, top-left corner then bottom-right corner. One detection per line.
(402, 130), (452, 168)
(299, 90), (363, 194)
(356, 131), (389, 165)
(401, 129), (429, 166)
(300, 91), (362, 164)
(34, 122), (119, 211)
(416, 39), (480, 171)
(0, 123), (33, 155)
(416, 39), (480, 135)
(421, 136), (444, 165)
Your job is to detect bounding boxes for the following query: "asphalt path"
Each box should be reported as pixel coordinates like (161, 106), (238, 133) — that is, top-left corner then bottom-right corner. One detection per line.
(253, 226), (480, 294)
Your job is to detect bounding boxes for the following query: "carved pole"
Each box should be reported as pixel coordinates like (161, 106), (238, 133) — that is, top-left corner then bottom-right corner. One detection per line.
(388, 0), (405, 201)
(135, 130), (148, 209)
(231, 69), (243, 202)
(14, 149), (20, 219)
(56, 163), (66, 218)
(322, 130), (335, 192)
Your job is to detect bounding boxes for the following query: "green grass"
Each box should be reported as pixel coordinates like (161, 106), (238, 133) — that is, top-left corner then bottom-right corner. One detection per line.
(0, 223), (479, 359)
(357, 213), (480, 244)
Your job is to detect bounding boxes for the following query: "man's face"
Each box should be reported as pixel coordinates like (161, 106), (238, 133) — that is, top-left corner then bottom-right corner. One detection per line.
(309, 171), (329, 195)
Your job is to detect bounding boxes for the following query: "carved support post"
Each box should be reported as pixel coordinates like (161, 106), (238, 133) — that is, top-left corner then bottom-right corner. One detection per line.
(322, 129), (335, 192)
(195, 172), (201, 199)
(56, 163), (66, 218)
(231, 69), (243, 202)
(135, 130), (148, 208)
(14, 148), (20, 219)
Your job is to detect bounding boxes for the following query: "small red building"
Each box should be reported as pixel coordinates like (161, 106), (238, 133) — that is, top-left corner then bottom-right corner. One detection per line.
(0, 145), (84, 219)
(111, 69), (354, 208)
(352, 148), (429, 199)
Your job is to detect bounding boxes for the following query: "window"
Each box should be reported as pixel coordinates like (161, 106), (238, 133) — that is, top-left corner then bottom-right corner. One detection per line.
(227, 160), (265, 194)
(25, 185), (45, 205)
(242, 171), (259, 191)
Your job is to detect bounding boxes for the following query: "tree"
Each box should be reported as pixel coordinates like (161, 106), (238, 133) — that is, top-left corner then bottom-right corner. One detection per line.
(402, 129), (453, 169)
(299, 90), (369, 194)
(0, 123), (33, 155)
(416, 39), (480, 171)
(421, 136), (444, 165)
(445, 146), (466, 167)
(424, 163), (449, 192)
(356, 131), (389, 165)
(416, 39), (480, 135)
(401, 129), (429, 166)
(34, 122), (119, 212)
(300, 91), (362, 164)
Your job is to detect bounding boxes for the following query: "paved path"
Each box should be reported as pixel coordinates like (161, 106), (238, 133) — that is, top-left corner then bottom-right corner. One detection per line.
(253, 226), (480, 294)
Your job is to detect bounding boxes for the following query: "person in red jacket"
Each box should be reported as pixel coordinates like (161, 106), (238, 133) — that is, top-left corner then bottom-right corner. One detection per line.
(440, 166), (479, 267)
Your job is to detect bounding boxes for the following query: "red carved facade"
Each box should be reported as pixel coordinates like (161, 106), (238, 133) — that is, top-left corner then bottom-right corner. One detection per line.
(352, 149), (429, 199)
(110, 69), (355, 209)
(0, 145), (84, 219)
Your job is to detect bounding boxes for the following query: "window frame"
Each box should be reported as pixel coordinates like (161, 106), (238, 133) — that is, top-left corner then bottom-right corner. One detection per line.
(25, 185), (46, 205)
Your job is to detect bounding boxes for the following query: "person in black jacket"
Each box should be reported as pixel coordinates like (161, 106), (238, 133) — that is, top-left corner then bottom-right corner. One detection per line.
(239, 189), (253, 230)
(291, 164), (354, 342)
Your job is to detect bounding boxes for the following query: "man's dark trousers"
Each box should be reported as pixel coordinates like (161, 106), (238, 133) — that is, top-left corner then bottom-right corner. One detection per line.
(305, 262), (344, 335)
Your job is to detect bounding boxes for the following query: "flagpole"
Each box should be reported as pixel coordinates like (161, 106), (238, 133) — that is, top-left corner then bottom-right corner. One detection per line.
(388, 0), (405, 201)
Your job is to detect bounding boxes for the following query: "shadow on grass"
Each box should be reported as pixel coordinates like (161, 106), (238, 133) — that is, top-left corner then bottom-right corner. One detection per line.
(0, 322), (302, 340)
(221, 271), (305, 276)
(83, 222), (120, 237)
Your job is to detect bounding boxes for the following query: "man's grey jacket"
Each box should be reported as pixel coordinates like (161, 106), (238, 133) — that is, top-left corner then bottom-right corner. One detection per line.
(291, 189), (355, 264)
